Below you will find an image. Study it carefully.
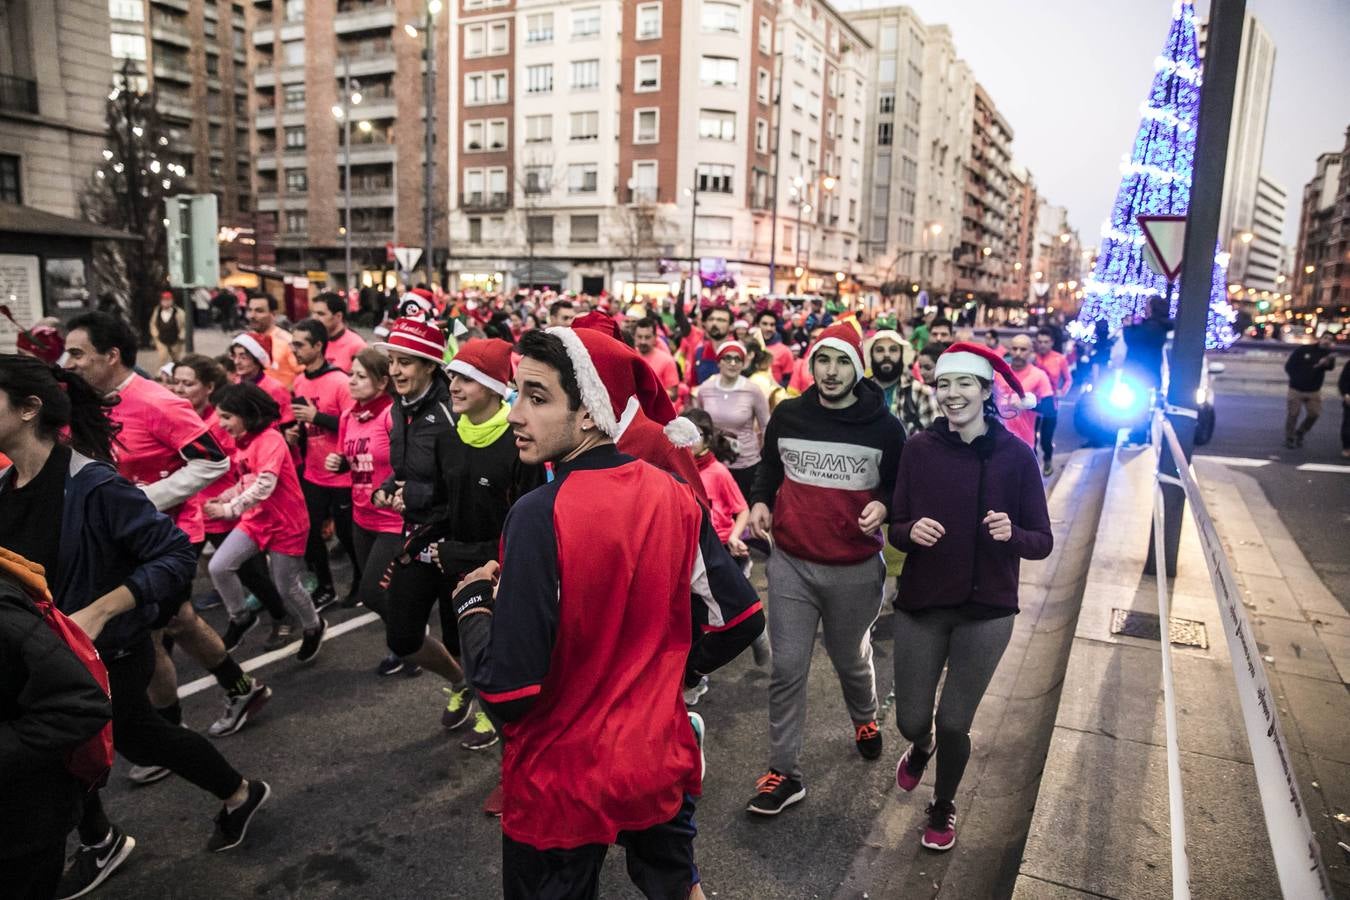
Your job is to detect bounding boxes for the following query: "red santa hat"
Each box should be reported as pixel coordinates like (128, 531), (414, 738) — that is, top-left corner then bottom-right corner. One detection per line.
(546, 326), (700, 448)
(446, 337), (513, 397)
(397, 288), (436, 321)
(716, 340), (749, 360)
(934, 341), (1036, 409)
(15, 324), (65, 364)
(373, 316), (446, 365)
(231, 331), (272, 366)
(570, 310), (624, 340)
(808, 322), (865, 376)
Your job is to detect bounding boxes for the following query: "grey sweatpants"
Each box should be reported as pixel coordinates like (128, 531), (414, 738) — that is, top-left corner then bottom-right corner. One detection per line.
(207, 529), (320, 630)
(766, 548), (885, 780)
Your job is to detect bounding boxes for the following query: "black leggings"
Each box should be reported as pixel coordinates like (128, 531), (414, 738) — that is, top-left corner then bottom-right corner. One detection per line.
(351, 523), (402, 625)
(78, 637), (243, 844)
(0, 840), (65, 899)
(383, 557), (463, 659)
(1038, 412), (1058, 462)
(206, 530), (287, 621)
(891, 608), (1014, 803)
(301, 480), (358, 593)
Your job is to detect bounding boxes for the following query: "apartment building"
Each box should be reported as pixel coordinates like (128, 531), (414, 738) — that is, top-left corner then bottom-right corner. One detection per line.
(1292, 129), (1350, 312)
(1031, 201), (1085, 313)
(109, 0), (253, 229)
(1241, 171), (1287, 297)
(250, 0), (450, 287)
(953, 83), (1013, 302)
(912, 23), (972, 297)
(1001, 161), (1037, 304)
(447, 0), (871, 299)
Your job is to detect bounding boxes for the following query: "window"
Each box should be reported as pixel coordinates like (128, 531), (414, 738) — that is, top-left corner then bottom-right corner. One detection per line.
(525, 64), (552, 94)
(852, 118), (861, 143)
(110, 32), (146, 61)
(463, 168), (486, 205)
(488, 167), (507, 199)
(696, 163), (733, 194)
(0, 155), (20, 204)
(824, 151), (833, 175)
(468, 217), (483, 243)
(285, 168), (307, 192)
(848, 198), (857, 223)
(756, 67), (770, 103)
(526, 215), (554, 244)
(571, 59), (599, 91)
(489, 71), (508, 102)
(701, 1), (738, 33)
(525, 12), (553, 43)
(109, 0), (144, 21)
(632, 161), (658, 202)
(524, 166), (552, 195)
(625, 109), (656, 144)
(698, 215), (733, 244)
(466, 74), (486, 104)
(285, 210), (307, 232)
(284, 126), (305, 149)
(789, 130), (800, 159)
(698, 109), (735, 141)
(465, 24), (486, 57)
(489, 21), (509, 54)
(635, 56), (660, 91)
(699, 56), (737, 87)
(790, 83), (805, 112)
(571, 214), (599, 244)
(284, 84), (305, 109)
(755, 118), (768, 153)
(285, 0), (303, 22)
(571, 6), (600, 38)
(782, 224), (794, 252)
(525, 114), (552, 144)
(806, 138), (817, 164)
(850, 158), (860, 184)
(826, 110), (835, 134)
(758, 16), (771, 53)
(570, 111), (599, 142)
(879, 92), (894, 114)
(877, 122), (893, 146)
(880, 24), (897, 52)
(465, 120), (485, 150)
(752, 168), (771, 208)
(487, 119), (507, 150)
(283, 40), (304, 67)
(567, 163), (598, 194)
(637, 3), (661, 39)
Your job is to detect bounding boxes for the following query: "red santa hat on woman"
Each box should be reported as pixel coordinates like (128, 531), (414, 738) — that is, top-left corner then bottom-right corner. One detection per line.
(934, 341), (1037, 409)
(546, 326), (700, 447)
(808, 322), (866, 376)
(231, 331), (272, 366)
(373, 316), (446, 365)
(715, 340), (749, 360)
(446, 337), (513, 397)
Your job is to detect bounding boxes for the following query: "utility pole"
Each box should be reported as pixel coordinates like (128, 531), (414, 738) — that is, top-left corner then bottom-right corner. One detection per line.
(686, 167), (699, 309)
(341, 55), (353, 299)
(767, 50), (783, 294)
(422, 1), (440, 288)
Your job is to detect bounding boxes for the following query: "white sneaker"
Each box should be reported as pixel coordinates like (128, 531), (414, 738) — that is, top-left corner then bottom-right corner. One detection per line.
(127, 763), (171, 785)
(683, 675), (709, 707)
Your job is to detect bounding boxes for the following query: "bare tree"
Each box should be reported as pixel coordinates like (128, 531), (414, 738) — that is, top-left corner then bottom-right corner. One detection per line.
(514, 153), (561, 290)
(614, 196), (665, 296)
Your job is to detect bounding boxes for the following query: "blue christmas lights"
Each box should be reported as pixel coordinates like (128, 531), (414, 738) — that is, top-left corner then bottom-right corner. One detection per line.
(1071, 0), (1238, 350)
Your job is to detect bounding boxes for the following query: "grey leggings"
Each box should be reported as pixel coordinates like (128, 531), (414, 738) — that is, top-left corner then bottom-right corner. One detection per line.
(207, 529), (320, 630)
(892, 608), (1014, 802)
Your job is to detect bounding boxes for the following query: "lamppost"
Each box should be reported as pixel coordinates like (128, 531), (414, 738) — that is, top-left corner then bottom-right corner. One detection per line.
(331, 57), (363, 298)
(405, 0), (442, 288)
(684, 169), (699, 309)
(788, 171), (835, 293)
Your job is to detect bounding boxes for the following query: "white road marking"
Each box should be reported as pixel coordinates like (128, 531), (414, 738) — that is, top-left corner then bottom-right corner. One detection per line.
(178, 611), (381, 699)
(1194, 455), (1270, 468)
(1296, 463), (1350, 474)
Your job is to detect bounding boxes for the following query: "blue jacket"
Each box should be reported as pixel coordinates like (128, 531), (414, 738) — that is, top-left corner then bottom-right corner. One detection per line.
(1, 451), (196, 657)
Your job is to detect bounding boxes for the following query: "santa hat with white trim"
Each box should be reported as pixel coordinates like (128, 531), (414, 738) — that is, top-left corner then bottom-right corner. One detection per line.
(546, 326), (700, 447)
(373, 316), (447, 365)
(231, 332), (272, 366)
(863, 329), (916, 368)
(808, 322), (865, 376)
(934, 341), (1037, 410)
(446, 338), (513, 398)
(715, 340), (749, 360)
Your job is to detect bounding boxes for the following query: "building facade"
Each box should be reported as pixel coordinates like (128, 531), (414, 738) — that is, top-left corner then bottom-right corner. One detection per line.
(912, 23), (972, 299)
(1001, 161), (1036, 304)
(1244, 171), (1287, 299)
(249, 0), (451, 289)
(1292, 129), (1350, 312)
(1031, 201), (1084, 313)
(953, 83), (1012, 304)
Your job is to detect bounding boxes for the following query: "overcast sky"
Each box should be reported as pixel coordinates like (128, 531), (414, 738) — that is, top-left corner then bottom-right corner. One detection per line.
(834, 0), (1350, 246)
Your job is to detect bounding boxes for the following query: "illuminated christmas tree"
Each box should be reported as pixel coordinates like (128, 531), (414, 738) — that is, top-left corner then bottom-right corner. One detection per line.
(1071, 0), (1238, 349)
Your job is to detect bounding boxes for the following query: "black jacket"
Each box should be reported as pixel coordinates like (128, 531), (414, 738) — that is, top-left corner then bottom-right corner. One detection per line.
(434, 425), (545, 570)
(382, 375), (458, 526)
(0, 574), (112, 857)
(1284, 345), (1335, 393)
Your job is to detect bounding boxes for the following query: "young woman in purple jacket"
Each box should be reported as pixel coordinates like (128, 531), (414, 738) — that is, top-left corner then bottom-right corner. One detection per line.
(887, 342), (1053, 852)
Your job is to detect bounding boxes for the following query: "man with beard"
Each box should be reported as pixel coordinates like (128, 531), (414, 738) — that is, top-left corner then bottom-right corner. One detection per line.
(745, 323), (905, 816)
(864, 329), (914, 417)
(684, 306), (733, 388)
(997, 334), (1054, 450)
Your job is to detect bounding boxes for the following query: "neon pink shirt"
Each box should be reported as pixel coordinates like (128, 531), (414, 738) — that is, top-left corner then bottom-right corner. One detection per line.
(788, 357), (814, 394)
(294, 366), (354, 488)
(1034, 350), (1073, 403)
(325, 328), (367, 372)
(200, 407), (240, 535)
(995, 364), (1053, 449)
(232, 427), (309, 556)
(338, 396), (403, 534)
(695, 452), (747, 544)
(640, 346), (680, 394)
(110, 374), (209, 543)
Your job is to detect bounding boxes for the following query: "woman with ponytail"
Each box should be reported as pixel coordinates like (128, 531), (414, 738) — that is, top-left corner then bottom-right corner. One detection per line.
(0, 355), (272, 894)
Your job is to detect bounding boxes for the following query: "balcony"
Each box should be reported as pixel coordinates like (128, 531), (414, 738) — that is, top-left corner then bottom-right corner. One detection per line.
(278, 65), (305, 84)
(255, 108), (276, 130)
(158, 95), (193, 121)
(150, 24), (191, 48)
(335, 1), (395, 35)
(347, 51), (397, 78)
(0, 74), (38, 116)
(350, 96), (397, 121)
(343, 142), (396, 164)
(254, 68), (276, 88)
(151, 0), (189, 11)
(152, 60), (191, 84)
(461, 192), (510, 211)
(253, 26), (274, 46)
(277, 231), (309, 247)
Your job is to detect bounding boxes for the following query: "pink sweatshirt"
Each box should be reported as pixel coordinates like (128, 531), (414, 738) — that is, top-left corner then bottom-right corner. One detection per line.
(338, 396), (403, 534)
(294, 366), (354, 488)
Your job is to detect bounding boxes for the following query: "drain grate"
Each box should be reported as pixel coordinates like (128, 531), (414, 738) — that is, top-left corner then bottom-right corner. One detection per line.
(1109, 609), (1209, 649)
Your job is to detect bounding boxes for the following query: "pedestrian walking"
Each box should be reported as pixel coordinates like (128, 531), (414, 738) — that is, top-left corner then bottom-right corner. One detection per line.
(998, 335), (1054, 450)
(1033, 327), (1073, 476)
(1283, 333), (1337, 448)
(149, 291), (186, 367)
(746, 322), (905, 817)
(887, 342), (1052, 852)
(1340, 354), (1350, 459)
(694, 340), (771, 500)
(244, 295), (303, 389)
(309, 292), (368, 373)
(451, 327), (763, 899)
(229, 332), (296, 430)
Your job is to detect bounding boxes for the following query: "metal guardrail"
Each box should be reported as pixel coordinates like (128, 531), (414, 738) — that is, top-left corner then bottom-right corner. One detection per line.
(0, 74), (38, 115)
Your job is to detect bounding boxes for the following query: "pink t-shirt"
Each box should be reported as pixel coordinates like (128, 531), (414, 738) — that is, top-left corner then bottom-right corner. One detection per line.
(325, 328), (367, 373)
(788, 356), (814, 394)
(765, 341), (794, 385)
(1034, 350), (1073, 402)
(640, 347), (680, 395)
(110, 374), (210, 543)
(293, 367), (354, 488)
(232, 427), (309, 556)
(338, 397), (402, 534)
(695, 452), (747, 544)
(995, 364), (1054, 449)
(200, 407), (240, 535)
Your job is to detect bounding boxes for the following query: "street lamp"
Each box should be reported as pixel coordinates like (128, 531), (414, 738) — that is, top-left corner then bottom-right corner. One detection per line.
(332, 57), (362, 297)
(684, 174), (699, 308)
(406, 0), (442, 287)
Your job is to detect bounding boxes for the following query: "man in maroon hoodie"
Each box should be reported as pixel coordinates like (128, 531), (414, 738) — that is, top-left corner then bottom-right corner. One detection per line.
(745, 323), (905, 817)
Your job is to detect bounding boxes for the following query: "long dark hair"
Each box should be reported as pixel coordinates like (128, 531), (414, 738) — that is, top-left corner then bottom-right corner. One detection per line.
(212, 383), (281, 434)
(680, 408), (737, 465)
(0, 353), (120, 462)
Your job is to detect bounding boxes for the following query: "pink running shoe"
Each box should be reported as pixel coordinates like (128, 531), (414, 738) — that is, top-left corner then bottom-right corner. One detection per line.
(921, 800), (957, 851)
(895, 745), (928, 792)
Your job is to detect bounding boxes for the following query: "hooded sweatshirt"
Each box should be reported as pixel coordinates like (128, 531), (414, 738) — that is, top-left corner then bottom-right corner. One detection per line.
(889, 417), (1053, 616)
(751, 379), (905, 564)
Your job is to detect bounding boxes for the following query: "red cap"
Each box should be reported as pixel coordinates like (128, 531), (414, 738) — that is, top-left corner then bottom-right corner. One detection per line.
(373, 317), (446, 364)
(571, 310), (623, 340)
(808, 322), (864, 376)
(446, 338), (513, 397)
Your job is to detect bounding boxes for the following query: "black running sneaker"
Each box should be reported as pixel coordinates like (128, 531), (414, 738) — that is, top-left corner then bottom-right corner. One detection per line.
(262, 618), (295, 651)
(296, 618), (327, 664)
(311, 586), (338, 612)
(221, 610), (259, 652)
(207, 780), (271, 852)
(56, 826), (136, 899)
(855, 720), (883, 760)
(376, 653), (405, 676)
(746, 770), (806, 816)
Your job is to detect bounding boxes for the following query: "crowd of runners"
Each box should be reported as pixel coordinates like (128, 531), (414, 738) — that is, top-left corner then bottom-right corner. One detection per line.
(1, 286), (1071, 899)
